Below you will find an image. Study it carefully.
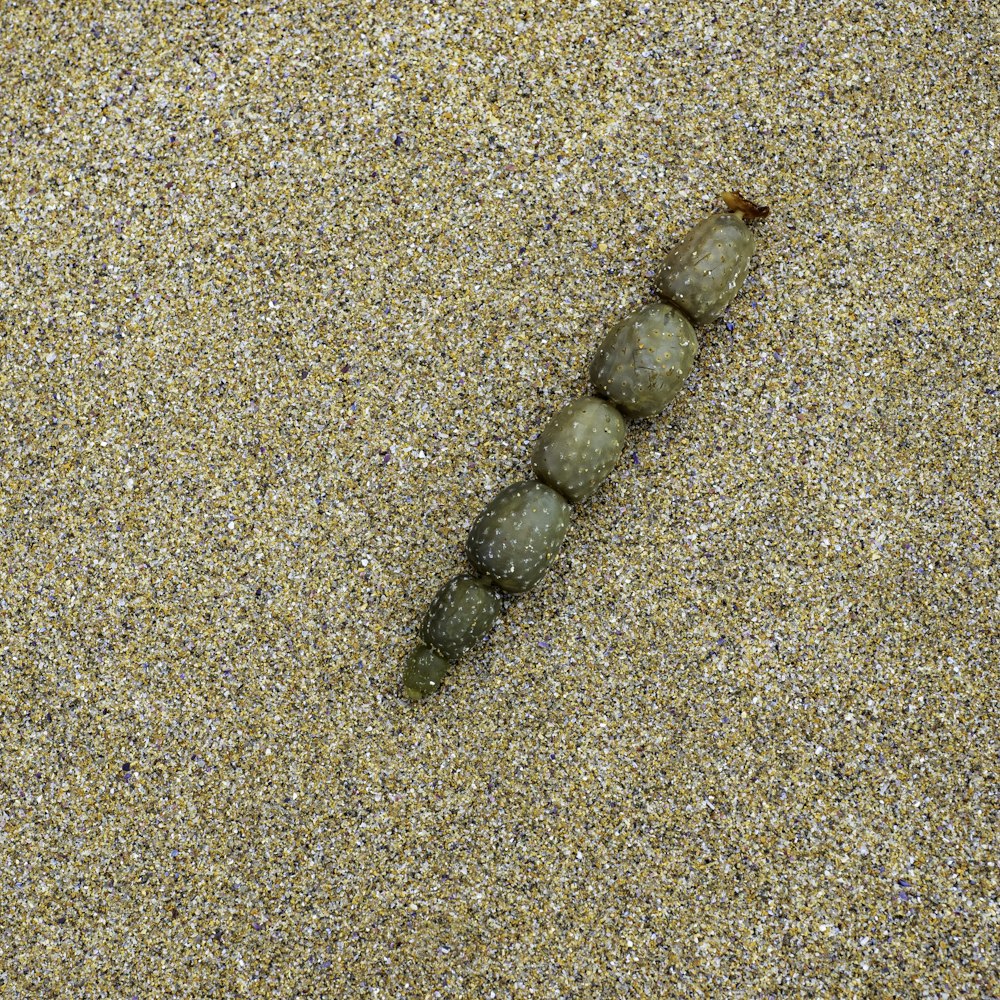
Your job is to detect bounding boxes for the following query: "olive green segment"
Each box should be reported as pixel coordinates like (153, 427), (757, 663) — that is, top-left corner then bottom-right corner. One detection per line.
(466, 480), (571, 594)
(418, 574), (503, 661)
(588, 302), (698, 419)
(653, 211), (756, 326)
(402, 643), (451, 701)
(531, 396), (627, 503)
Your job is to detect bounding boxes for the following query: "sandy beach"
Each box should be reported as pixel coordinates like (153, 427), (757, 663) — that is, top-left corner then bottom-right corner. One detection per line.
(1, 2), (996, 995)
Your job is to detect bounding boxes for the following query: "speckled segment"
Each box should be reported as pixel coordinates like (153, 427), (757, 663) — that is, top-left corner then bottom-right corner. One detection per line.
(466, 481), (570, 593)
(589, 302), (698, 418)
(654, 211), (756, 325)
(401, 643), (451, 702)
(531, 396), (627, 503)
(417, 574), (502, 661)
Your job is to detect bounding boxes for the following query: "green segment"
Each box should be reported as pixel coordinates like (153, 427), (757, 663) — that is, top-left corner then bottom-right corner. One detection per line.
(419, 574), (503, 661)
(466, 480), (571, 593)
(531, 396), (627, 503)
(588, 302), (698, 419)
(653, 211), (756, 325)
(402, 643), (452, 701)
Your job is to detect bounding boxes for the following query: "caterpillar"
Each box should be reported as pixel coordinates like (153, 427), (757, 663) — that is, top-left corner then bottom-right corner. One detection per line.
(402, 192), (770, 701)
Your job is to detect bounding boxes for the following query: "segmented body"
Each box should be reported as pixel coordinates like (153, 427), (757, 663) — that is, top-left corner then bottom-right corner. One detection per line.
(402, 193), (769, 701)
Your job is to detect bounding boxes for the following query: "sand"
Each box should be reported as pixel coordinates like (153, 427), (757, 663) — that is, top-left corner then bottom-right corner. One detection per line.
(1, 2), (997, 996)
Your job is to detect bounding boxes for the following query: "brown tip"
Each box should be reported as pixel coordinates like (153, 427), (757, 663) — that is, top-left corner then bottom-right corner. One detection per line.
(721, 191), (770, 221)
